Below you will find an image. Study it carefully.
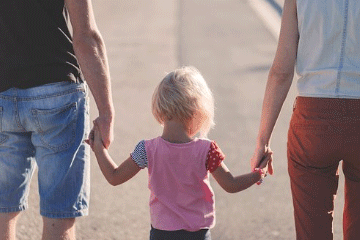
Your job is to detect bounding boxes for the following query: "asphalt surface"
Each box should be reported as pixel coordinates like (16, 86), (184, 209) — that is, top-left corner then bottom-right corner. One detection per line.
(275, 0), (285, 7)
(15, 0), (345, 239)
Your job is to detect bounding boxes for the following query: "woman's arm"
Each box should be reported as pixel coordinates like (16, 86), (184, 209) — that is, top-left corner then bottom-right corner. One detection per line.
(251, 0), (299, 173)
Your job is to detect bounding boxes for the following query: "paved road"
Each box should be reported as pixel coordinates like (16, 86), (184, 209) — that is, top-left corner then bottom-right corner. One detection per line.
(16, 0), (345, 239)
(275, 0), (285, 8)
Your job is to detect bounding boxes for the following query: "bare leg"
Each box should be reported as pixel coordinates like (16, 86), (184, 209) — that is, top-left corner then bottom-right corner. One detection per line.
(0, 212), (20, 240)
(42, 217), (76, 240)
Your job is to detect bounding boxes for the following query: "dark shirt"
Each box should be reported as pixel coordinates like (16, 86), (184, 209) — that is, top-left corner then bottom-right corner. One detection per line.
(0, 0), (83, 93)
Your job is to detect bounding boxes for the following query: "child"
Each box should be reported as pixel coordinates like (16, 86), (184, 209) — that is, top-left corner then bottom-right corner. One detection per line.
(88, 66), (271, 240)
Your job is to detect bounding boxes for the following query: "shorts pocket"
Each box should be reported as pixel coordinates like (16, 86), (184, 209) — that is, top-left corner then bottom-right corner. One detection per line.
(32, 102), (78, 152)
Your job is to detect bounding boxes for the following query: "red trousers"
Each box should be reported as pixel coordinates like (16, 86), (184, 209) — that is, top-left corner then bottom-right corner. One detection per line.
(288, 97), (360, 240)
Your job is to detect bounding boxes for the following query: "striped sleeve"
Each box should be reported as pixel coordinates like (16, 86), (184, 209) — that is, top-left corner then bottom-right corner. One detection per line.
(130, 140), (148, 169)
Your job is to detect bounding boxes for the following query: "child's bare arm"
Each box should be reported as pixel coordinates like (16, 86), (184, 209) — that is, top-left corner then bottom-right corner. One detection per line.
(94, 149), (141, 186)
(89, 124), (141, 186)
(211, 152), (271, 193)
(211, 162), (263, 193)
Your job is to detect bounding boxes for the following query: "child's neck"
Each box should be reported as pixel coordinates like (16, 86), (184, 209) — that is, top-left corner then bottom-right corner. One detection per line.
(161, 120), (193, 144)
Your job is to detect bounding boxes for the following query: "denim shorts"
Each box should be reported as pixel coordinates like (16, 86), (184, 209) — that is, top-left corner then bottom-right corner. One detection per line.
(0, 82), (90, 218)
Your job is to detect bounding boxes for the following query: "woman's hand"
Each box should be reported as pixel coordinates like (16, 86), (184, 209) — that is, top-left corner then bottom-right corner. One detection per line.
(251, 145), (273, 175)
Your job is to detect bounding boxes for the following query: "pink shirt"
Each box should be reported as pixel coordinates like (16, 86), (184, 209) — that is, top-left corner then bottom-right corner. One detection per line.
(145, 137), (215, 231)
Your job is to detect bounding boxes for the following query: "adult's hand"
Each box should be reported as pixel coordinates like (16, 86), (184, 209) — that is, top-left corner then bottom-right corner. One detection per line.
(251, 145), (273, 175)
(93, 115), (114, 149)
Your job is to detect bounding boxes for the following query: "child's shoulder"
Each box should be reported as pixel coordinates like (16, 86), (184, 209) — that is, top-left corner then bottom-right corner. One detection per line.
(143, 136), (162, 144)
(194, 137), (212, 144)
(135, 136), (160, 143)
(138, 136), (162, 149)
(191, 138), (214, 151)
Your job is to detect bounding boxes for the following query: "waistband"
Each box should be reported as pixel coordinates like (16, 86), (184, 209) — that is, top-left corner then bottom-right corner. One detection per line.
(0, 82), (86, 100)
(295, 96), (360, 112)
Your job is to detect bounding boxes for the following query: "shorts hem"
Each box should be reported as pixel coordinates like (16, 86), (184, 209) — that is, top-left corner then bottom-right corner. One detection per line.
(40, 208), (89, 219)
(0, 205), (27, 213)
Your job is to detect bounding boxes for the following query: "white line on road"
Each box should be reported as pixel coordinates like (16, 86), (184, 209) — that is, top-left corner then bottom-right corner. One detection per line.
(248, 0), (282, 39)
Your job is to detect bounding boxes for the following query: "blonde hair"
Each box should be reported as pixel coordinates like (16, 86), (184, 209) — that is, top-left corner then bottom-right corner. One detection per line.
(152, 66), (215, 137)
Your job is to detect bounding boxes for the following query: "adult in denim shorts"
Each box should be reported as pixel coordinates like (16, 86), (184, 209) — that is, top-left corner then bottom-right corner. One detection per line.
(251, 0), (360, 239)
(0, 0), (114, 239)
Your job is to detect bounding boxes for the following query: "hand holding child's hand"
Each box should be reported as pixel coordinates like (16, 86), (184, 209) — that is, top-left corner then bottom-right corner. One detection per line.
(88, 122), (106, 152)
(251, 145), (274, 175)
(254, 150), (273, 185)
(258, 150), (273, 173)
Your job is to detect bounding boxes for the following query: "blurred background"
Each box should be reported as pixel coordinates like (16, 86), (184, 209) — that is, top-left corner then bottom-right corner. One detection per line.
(16, 0), (346, 239)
